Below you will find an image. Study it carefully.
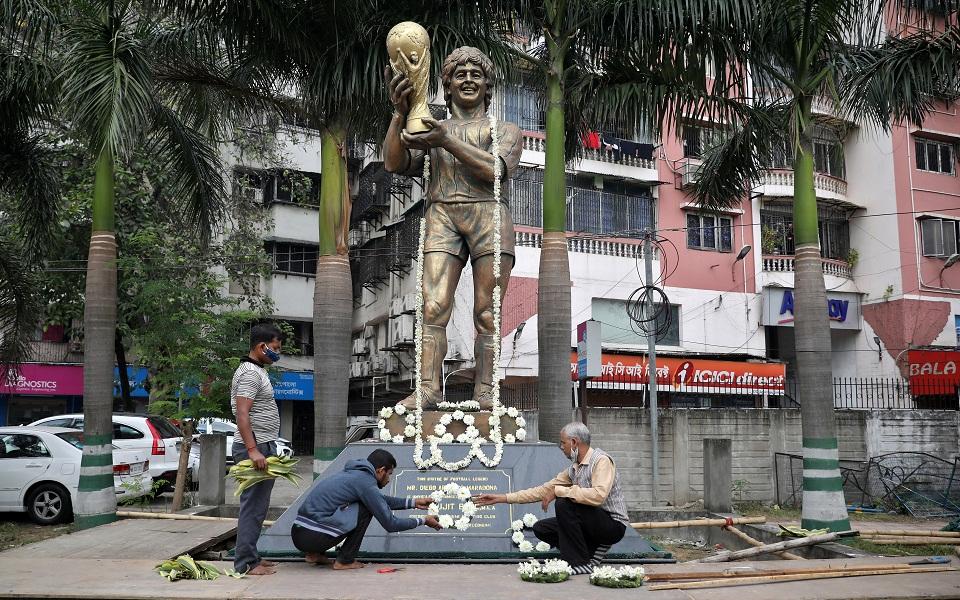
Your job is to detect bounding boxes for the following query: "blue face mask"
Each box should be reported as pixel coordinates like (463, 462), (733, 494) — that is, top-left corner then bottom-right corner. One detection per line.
(262, 345), (281, 363)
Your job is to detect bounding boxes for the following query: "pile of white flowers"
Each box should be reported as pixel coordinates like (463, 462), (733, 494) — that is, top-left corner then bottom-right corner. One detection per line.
(509, 513), (550, 553)
(589, 565), (645, 588)
(517, 559), (573, 583)
(426, 482), (475, 531)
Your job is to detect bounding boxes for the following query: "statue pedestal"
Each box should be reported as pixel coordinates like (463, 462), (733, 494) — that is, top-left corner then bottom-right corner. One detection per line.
(384, 411), (518, 440)
(257, 442), (671, 562)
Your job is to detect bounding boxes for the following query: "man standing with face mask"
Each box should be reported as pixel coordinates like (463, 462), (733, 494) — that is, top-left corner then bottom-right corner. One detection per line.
(231, 323), (284, 575)
(474, 422), (628, 574)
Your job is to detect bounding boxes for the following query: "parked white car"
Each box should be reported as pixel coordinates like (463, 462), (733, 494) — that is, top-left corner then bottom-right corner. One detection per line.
(29, 413), (185, 487)
(0, 426), (152, 524)
(195, 419), (293, 463)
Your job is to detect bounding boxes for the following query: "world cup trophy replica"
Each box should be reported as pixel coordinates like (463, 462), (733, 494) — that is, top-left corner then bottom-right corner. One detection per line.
(386, 22), (432, 134)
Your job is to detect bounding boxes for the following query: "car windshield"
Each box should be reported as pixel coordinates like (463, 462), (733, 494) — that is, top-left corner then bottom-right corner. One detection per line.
(57, 431), (84, 449)
(147, 416), (181, 438)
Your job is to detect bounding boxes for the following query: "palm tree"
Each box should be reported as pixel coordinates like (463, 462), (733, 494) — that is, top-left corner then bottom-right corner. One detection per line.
(48, 0), (280, 528)
(0, 2), (61, 364)
(672, 2), (959, 530)
(501, 0), (752, 441)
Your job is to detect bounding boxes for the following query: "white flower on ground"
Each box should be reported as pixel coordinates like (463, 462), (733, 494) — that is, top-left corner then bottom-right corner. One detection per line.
(452, 410), (465, 421)
(515, 416), (526, 428)
(404, 413), (416, 425)
(523, 513), (538, 528)
(428, 503), (440, 515)
(441, 433), (454, 443)
(454, 517), (470, 531)
(434, 424), (446, 437)
(438, 515), (454, 529)
(377, 419), (386, 429)
(511, 519), (524, 532)
(506, 406), (519, 418)
(379, 428), (392, 442)
(536, 541), (551, 552)
(440, 413), (453, 426)
(512, 531), (525, 544)
(504, 434), (516, 444)
(403, 425), (416, 437)
(391, 435), (404, 444)
(394, 404), (406, 415)
(515, 428), (527, 441)
(518, 540), (534, 552)
(461, 501), (477, 516)
(462, 414), (475, 426)
(379, 407), (393, 419)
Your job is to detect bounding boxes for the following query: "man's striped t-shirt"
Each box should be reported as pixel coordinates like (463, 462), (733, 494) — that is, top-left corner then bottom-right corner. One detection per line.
(230, 360), (280, 445)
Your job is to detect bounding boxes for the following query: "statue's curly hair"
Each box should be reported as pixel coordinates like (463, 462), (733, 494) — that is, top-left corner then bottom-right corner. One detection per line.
(441, 46), (495, 111)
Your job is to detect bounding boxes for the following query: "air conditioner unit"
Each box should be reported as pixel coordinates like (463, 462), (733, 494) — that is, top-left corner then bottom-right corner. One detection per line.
(359, 361), (371, 377)
(349, 362), (362, 378)
(402, 292), (418, 313)
(352, 338), (367, 355)
(391, 314), (415, 346)
(363, 325), (375, 339)
(383, 355), (399, 374)
(390, 296), (405, 318)
(370, 355), (386, 373)
(681, 160), (702, 187)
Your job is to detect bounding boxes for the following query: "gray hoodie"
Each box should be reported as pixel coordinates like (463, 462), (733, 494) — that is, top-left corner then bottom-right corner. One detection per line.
(294, 458), (423, 536)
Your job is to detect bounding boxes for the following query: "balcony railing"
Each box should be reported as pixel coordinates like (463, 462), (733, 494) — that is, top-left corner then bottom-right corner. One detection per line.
(521, 132), (656, 170)
(515, 230), (646, 258)
(511, 178), (655, 238)
(762, 255), (853, 278)
(761, 168), (848, 199)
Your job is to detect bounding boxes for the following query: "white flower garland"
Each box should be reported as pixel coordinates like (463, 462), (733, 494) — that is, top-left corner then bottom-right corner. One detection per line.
(378, 402), (526, 446)
(517, 559), (573, 583)
(589, 565), (646, 588)
(406, 117), (508, 471)
(426, 482), (476, 531)
(509, 513), (551, 553)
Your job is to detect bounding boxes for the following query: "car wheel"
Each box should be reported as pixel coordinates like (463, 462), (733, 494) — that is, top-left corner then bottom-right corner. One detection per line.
(26, 483), (72, 525)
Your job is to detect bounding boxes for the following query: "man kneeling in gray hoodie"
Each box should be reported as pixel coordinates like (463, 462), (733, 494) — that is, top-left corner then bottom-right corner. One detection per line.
(292, 449), (441, 569)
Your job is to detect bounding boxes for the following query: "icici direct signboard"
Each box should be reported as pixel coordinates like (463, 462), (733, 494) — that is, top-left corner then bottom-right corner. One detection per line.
(569, 352), (786, 394)
(0, 364), (84, 396)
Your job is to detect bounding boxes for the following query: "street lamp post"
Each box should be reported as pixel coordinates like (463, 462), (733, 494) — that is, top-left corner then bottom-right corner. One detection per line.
(442, 366), (472, 403)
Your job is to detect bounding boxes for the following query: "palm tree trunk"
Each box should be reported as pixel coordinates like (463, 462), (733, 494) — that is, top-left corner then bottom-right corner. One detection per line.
(793, 121), (850, 532)
(313, 127), (351, 477)
(77, 149), (118, 529)
(537, 36), (572, 443)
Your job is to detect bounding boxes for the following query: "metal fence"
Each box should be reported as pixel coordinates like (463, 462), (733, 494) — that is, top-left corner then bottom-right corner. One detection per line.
(775, 451), (960, 517)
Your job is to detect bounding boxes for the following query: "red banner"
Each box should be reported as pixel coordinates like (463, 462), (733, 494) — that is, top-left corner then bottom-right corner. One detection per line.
(569, 352), (786, 393)
(908, 350), (960, 388)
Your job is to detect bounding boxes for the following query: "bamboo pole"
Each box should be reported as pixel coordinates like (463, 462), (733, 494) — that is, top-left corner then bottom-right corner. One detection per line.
(645, 562), (950, 582)
(117, 510), (275, 526)
(631, 516), (766, 529)
(857, 530), (960, 538)
(693, 530), (858, 563)
(862, 537), (960, 545)
(647, 565), (956, 591)
(724, 526), (804, 560)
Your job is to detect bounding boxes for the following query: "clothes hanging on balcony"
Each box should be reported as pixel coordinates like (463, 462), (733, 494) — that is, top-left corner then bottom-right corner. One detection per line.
(582, 130), (601, 150)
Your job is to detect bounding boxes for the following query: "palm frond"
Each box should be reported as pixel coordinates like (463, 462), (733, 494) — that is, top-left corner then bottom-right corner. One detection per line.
(0, 232), (40, 364)
(59, 2), (155, 160)
(838, 24), (960, 128)
(147, 103), (226, 245)
(0, 133), (62, 259)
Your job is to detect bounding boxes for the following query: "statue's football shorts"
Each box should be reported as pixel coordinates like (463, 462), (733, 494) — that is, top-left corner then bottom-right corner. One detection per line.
(423, 201), (515, 264)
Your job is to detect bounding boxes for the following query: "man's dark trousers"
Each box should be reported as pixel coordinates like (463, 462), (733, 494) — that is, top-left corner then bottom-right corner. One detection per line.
(291, 504), (374, 564)
(233, 440), (277, 573)
(532, 497), (626, 567)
